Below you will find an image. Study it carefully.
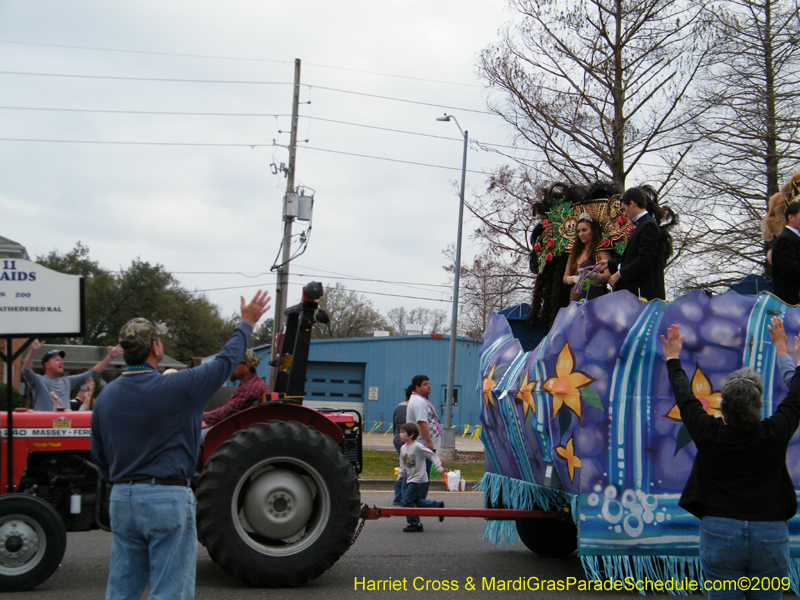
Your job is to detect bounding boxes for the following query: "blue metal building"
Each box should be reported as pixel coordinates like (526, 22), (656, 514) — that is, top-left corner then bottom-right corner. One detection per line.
(240, 335), (482, 434)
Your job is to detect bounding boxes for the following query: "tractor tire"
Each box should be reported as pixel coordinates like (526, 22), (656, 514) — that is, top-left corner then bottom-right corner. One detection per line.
(515, 515), (577, 558)
(196, 420), (361, 587)
(0, 494), (67, 592)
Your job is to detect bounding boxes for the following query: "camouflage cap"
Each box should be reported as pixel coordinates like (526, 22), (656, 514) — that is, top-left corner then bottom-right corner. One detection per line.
(242, 349), (260, 368)
(119, 318), (168, 350)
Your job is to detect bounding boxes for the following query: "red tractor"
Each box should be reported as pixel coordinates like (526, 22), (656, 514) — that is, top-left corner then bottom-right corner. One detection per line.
(0, 282), (363, 591)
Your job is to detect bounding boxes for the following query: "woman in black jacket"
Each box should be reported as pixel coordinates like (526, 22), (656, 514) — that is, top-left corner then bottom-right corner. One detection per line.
(662, 322), (800, 599)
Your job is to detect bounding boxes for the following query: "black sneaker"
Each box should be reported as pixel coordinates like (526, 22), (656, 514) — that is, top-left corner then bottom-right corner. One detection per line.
(438, 501), (445, 522)
(403, 524), (424, 533)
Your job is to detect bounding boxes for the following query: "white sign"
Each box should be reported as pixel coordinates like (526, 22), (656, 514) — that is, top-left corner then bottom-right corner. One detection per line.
(0, 259), (84, 336)
(368, 386), (379, 401)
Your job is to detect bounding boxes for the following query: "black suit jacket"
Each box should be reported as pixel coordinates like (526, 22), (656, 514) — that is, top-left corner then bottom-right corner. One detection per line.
(608, 212), (665, 300)
(772, 227), (800, 305)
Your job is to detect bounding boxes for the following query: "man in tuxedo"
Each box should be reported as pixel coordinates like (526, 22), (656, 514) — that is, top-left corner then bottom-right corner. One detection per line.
(772, 201), (800, 305)
(597, 187), (665, 300)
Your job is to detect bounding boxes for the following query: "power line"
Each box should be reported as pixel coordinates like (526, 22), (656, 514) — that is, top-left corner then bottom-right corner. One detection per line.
(0, 69), (489, 113)
(0, 136), (486, 172)
(308, 85), (492, 115)
(304, 116), (461, 142)
(0, 39), (288, 64)
(0, 69), (291, 85)
(171, 270), (451, 289)
(305, 117), (521, 151)
(0, 137), (268, 148)
(0, 106), (509, 147)
(304, 64), (479, 88)
(303, 145), (485, 173)
(0, 105), (289, 118)
(191, 281), (453, 304)
(0, 105), (685, 166)
(192, 280), (456, 305)
(0, 39), (481, 87)
(0, 134), (669, 172)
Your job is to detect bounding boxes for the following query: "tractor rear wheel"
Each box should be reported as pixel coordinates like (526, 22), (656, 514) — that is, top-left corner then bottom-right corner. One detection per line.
(0, 494), (67, 591)
(196, 420), (360, 587)
(515, 515), (577, 558)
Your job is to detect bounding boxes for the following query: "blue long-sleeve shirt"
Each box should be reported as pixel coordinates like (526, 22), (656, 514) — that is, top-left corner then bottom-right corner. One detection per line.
(90, 322), (252, 482)
(778, 354), (797, 388)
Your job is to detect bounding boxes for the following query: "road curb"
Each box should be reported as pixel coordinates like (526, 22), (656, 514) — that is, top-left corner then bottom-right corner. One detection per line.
(358, 479), (479, 492)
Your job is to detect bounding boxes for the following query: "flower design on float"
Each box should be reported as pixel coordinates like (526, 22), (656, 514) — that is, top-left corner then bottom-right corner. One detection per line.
(482, 364), (497, 408)
(515, 373), (536, 418)
(541, 342), (593, 419)
(555, 436), (581, 483)
(665, 364), (723, 421)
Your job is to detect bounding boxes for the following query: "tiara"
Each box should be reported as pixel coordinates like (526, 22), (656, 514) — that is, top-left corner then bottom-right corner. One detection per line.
(577, 212), (593, 223)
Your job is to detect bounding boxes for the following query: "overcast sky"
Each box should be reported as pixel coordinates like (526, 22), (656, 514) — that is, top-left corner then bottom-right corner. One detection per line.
(0, 0), (521, 325)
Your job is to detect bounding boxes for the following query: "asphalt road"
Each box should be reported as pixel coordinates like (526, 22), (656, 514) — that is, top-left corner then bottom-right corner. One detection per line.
(9, 491), (637, 600)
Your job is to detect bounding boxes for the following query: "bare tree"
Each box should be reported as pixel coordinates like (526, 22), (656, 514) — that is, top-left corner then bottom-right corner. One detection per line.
(385, 307), (450, 335)
(465, 165), (542, 280)
(464, 0), (713, 307)
(312, 283), (389, 339)
(674, 0), (800, 293)
(444, 246), (530, 338)
(479, 0), (712, 191)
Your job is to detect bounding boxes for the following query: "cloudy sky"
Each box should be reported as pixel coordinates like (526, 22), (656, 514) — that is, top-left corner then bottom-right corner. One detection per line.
(0, 0), (522, 325)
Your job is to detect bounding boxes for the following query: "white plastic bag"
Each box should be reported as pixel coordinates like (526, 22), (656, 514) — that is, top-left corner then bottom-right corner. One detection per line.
(446, 470), (461, 492)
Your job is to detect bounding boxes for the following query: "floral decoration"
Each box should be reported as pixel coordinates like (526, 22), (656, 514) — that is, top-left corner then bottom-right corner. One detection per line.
(482, 364), (497, 409)
(541, 342), (594, 419)
(665, 364), (723, 422)
(555, 435), (581, 483)
(515, 373), (536, 418)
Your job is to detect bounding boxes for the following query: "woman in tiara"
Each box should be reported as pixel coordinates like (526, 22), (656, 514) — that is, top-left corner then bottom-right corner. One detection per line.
(562, 212), (613, 303)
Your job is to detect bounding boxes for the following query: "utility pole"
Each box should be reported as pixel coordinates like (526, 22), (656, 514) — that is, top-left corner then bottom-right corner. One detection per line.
(271, 58), (301, 387)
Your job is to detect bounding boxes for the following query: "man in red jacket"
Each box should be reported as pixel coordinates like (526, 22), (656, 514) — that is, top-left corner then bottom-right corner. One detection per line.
(202, 349), (268, 428)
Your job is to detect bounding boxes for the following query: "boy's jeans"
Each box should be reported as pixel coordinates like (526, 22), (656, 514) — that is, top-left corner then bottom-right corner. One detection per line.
(402, 481), (438, 526)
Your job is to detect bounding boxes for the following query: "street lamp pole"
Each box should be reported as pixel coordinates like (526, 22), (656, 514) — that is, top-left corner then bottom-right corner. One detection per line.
(437, 114), (467, 456)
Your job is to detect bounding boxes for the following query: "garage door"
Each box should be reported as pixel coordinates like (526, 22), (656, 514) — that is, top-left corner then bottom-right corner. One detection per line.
(303, 361), (365, 416)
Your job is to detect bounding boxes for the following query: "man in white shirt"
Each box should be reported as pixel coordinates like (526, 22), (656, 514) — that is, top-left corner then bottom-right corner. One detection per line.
(405, 374), (442, 499)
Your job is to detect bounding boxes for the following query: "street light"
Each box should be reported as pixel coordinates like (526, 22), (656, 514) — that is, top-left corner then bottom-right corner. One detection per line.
(437, 113), (468, 457)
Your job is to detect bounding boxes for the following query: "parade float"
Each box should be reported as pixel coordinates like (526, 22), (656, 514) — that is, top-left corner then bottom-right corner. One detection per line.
(476, 179), (800, 592)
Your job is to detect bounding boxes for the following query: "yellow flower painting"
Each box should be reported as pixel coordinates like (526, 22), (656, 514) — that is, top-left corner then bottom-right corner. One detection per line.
(541, 342), (593, 419)
(515, 373), (536, 418)
(482, 364), (497, 409)
(555, 436), (581, 483)
(666, 365), (723, 422)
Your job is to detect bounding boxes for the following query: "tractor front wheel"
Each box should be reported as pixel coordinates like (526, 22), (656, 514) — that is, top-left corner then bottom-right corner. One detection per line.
(0, 494), (67, 591)
(196, 420), (360, 587)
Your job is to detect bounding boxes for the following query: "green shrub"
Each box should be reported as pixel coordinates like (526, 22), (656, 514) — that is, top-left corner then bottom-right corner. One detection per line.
(0, 383), (25, 410)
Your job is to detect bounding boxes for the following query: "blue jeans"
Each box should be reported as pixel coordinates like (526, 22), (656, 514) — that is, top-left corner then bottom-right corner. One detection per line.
(393, 444), (406, 504)
(700, 517), (789, 600)
(403, 481), (438, 526)
(107, 483), (198, 600)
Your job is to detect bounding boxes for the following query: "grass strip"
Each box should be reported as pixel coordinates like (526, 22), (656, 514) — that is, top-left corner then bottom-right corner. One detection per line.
(360, 448), (485, 481)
